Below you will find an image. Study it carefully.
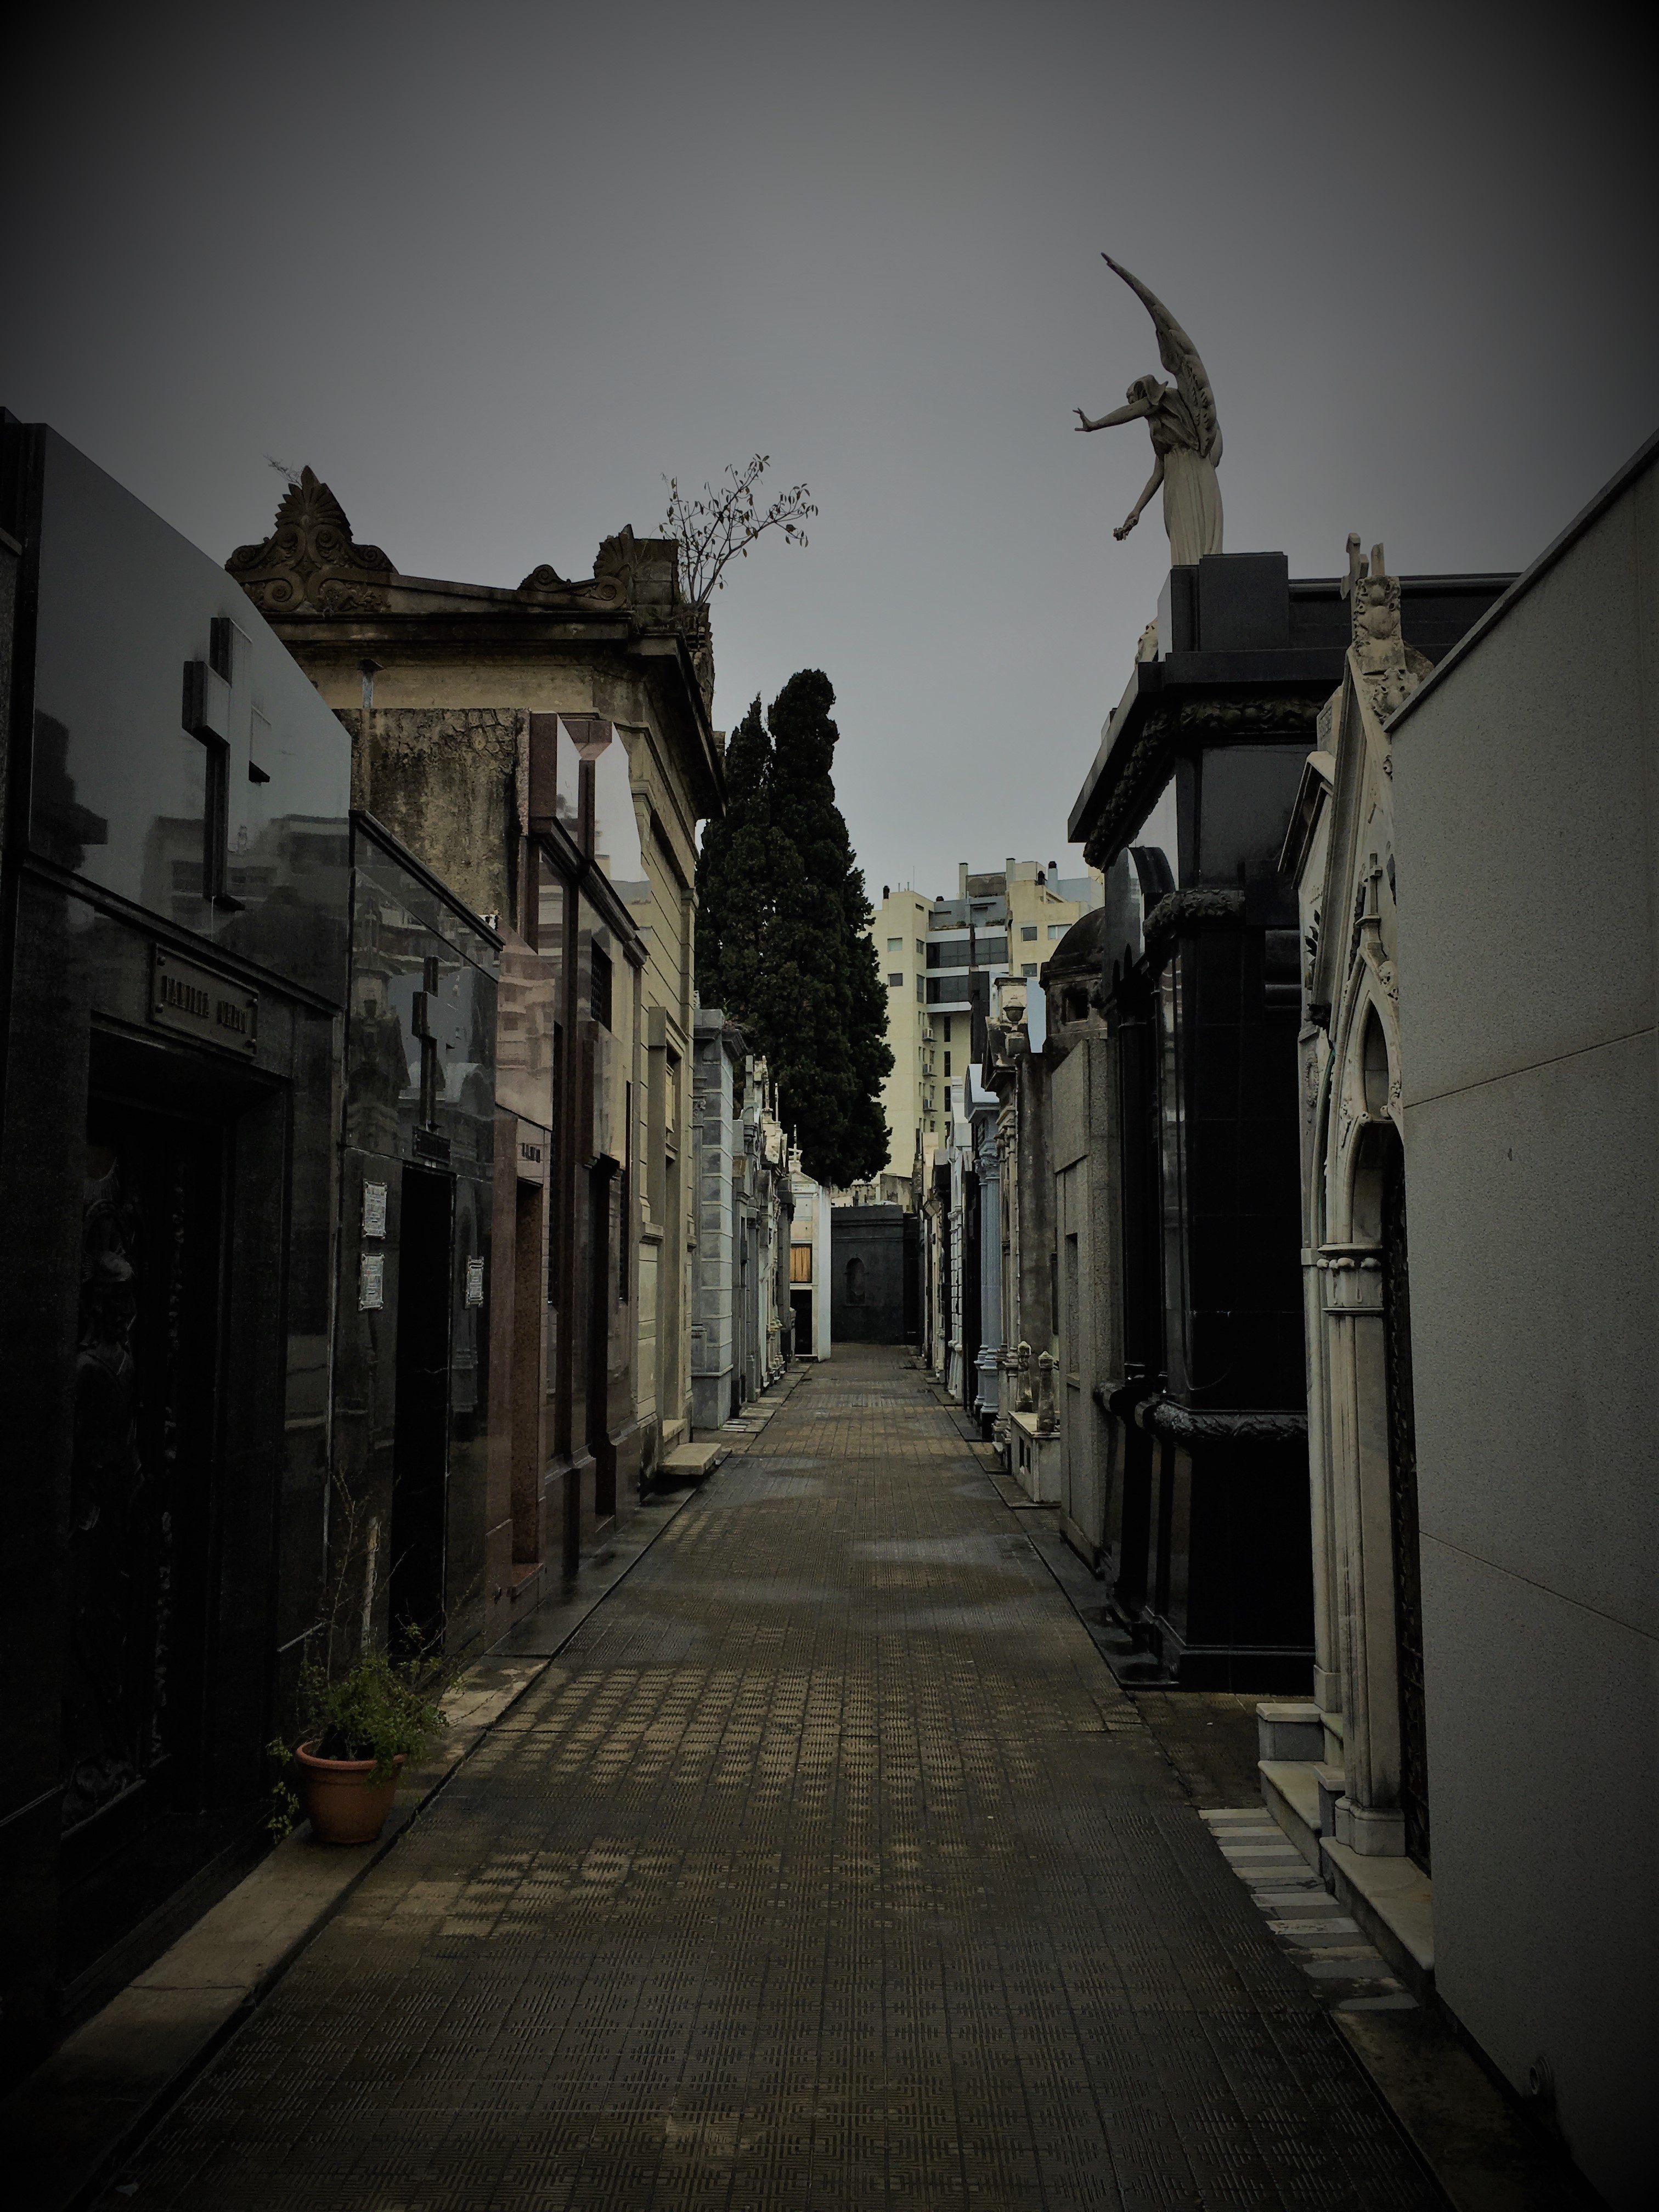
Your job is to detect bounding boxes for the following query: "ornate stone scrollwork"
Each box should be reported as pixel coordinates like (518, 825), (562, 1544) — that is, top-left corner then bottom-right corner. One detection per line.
(1177, 696), (1321, 737)
(1145, 1399), (1309, 1444)
(1142, 887), (1245, 945)
(1343, 537), (1434, 728)
(1081, 709), (1171, 868)
(227, 467), (394, 615)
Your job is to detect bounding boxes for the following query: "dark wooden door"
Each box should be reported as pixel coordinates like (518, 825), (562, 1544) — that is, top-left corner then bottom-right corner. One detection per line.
(61, 1094), (225, 1973)
(390, 1166), (454, 1650)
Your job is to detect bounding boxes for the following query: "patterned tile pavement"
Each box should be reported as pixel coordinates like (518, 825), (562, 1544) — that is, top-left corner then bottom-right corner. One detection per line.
(100, 1346), (1437, 2209)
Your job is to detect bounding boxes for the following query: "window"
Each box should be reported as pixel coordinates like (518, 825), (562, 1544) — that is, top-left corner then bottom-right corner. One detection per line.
(887, 936), (902, 952)
(789, 1243), (812, 1284)
(888, 973), (904, 988)
(1022, 962), (1037, 978)
(1048, 923), (1064, 939)
(944, 1017), (952, 1041)
(916, 977), (924, 1002)
(944, 1085), (952, 1114)
(916, 939), (925, 956)
(944, 1052), (952, 1076)
(590, 943), (612, 1029)
(1020, 924), (1038, 941)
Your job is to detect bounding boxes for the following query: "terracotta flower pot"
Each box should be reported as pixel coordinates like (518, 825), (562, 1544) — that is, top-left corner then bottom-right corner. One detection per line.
(296, 1742), (406, 1846)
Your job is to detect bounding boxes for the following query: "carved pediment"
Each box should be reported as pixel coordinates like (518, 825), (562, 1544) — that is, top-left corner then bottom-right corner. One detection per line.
(516, 555), (626, 610)
(227, 468), (395, 615)
(517, 526), (683, 615)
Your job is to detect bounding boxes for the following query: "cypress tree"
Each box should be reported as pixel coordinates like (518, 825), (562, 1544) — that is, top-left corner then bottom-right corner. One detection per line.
(695, 670), (892, 1187)
(695, 696), (777, 1022)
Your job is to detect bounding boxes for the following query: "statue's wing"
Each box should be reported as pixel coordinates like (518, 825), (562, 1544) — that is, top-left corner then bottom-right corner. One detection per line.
(1103, 255), (1221, 462)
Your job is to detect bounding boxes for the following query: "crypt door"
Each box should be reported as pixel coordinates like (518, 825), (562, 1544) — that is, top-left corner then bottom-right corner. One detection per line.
(62, 1090), (227, 1978)
(390, 1166), (455, 1652)
(1380, 1132), (1431, 1871)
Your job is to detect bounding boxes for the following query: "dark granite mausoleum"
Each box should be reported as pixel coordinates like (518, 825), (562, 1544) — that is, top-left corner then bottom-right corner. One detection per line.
(830, 1204), (909, 1344)
(0, 416), (352, 2080)
(1070, 551), (1508, 1688)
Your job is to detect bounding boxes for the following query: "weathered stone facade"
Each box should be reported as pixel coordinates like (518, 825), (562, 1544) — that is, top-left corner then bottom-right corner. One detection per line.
(228, 470), (723, 1637)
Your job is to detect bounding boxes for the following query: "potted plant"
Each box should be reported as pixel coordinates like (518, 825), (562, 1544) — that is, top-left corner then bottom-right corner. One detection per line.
(269, 1483), (461, 1846)
(272, 1646), (452, 1844)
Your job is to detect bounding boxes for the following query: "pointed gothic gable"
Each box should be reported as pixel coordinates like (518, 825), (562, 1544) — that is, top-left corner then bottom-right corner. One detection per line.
(226, 466), (396, 615)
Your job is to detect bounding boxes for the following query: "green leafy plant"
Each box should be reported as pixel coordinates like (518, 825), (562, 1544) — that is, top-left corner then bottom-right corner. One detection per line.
(267, 1479), (464, 1833)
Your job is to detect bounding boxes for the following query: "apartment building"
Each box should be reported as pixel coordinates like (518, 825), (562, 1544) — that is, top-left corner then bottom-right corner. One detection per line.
(864, 859), (1100, 1199)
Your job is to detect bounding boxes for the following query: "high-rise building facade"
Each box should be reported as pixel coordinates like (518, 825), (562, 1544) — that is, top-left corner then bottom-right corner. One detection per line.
(864, 859), (1101, 1199)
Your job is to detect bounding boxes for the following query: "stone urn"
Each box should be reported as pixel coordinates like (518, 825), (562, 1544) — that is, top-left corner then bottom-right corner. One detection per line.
(296, 1742), (405, 1846)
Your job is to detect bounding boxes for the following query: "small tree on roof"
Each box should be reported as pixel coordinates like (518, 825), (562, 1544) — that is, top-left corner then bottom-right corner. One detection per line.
(664, 456), (816, 606)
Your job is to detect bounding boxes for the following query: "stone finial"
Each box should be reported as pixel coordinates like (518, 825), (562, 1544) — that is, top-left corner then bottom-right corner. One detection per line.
(1035, 1351), (1058, 1435)
(227, 467), (394, 616)
(1343, 533), (1436, 727)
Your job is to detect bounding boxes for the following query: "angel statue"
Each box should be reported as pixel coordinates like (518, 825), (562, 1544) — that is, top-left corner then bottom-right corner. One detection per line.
(1074, 256), (1223, 566)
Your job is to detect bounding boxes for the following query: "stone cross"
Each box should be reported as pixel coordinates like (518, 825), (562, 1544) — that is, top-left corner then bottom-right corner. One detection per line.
(410, 956), (443, 1128)
(182, 615), (270, 908)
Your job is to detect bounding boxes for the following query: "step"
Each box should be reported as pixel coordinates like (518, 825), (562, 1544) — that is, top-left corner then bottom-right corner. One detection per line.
(659, 1440), (729, 1480)
(1321, 1836), (1435, 1999)
(1258, 1758), (1323, 1874)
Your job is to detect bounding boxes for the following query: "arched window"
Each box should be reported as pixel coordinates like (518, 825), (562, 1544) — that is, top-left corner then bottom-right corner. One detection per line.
(845, 1256), (866, 1304)
(1362, 1007), (1390, 1116)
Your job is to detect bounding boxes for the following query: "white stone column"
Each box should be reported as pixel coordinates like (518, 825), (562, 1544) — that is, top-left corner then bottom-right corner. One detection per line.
(1302, 1246), (1342, 1716)
(974, 1116), (1001, 1425)
(1321, 1247), (1406, 1855)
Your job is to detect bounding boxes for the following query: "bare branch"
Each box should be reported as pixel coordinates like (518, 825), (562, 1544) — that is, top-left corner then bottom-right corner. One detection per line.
(663, 454), (817, 605)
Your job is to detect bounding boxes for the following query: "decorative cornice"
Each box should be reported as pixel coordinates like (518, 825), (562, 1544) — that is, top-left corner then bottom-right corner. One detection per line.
(1082, 694), (1323, 868)
(1178, 695), (1322, 738)
(227, 467), (395, 615)
(1144, 1400), (1308, 1445)
(1142, 887), (1245, 943)
(1081, 708), (1171, 868)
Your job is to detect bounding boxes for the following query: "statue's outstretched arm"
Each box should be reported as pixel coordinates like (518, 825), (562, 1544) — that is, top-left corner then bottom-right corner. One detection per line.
(1075, 399), (1150, 433)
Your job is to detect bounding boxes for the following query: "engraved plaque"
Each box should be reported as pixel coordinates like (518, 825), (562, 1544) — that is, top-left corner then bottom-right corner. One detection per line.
(360, 1252), (385, 1310)
(362, 1182), (387, 1237)
(515, 1119), (547, 1186)
(150, 946), (258, 1057)
(465, 1256), (485, 1307)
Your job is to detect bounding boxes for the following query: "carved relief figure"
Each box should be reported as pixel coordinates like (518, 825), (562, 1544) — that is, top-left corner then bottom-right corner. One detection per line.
(1341, 536), (1433, 727)
(1075, 256), (1223, 565)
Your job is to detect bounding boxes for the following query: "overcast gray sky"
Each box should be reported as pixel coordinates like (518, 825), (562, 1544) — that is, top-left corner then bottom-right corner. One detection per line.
(8, 1), (1654, 901)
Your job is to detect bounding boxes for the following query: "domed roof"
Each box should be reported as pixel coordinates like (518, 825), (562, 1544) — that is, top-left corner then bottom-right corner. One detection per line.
(1041, 904), (1105, 983)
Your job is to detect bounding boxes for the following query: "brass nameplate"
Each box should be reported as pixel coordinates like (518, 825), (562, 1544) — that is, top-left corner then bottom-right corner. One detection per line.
(150, 946), (259, 1057)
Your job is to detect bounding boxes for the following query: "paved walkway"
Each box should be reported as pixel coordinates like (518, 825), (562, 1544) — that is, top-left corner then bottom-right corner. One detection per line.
(103, 1347), (1435, 2210)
